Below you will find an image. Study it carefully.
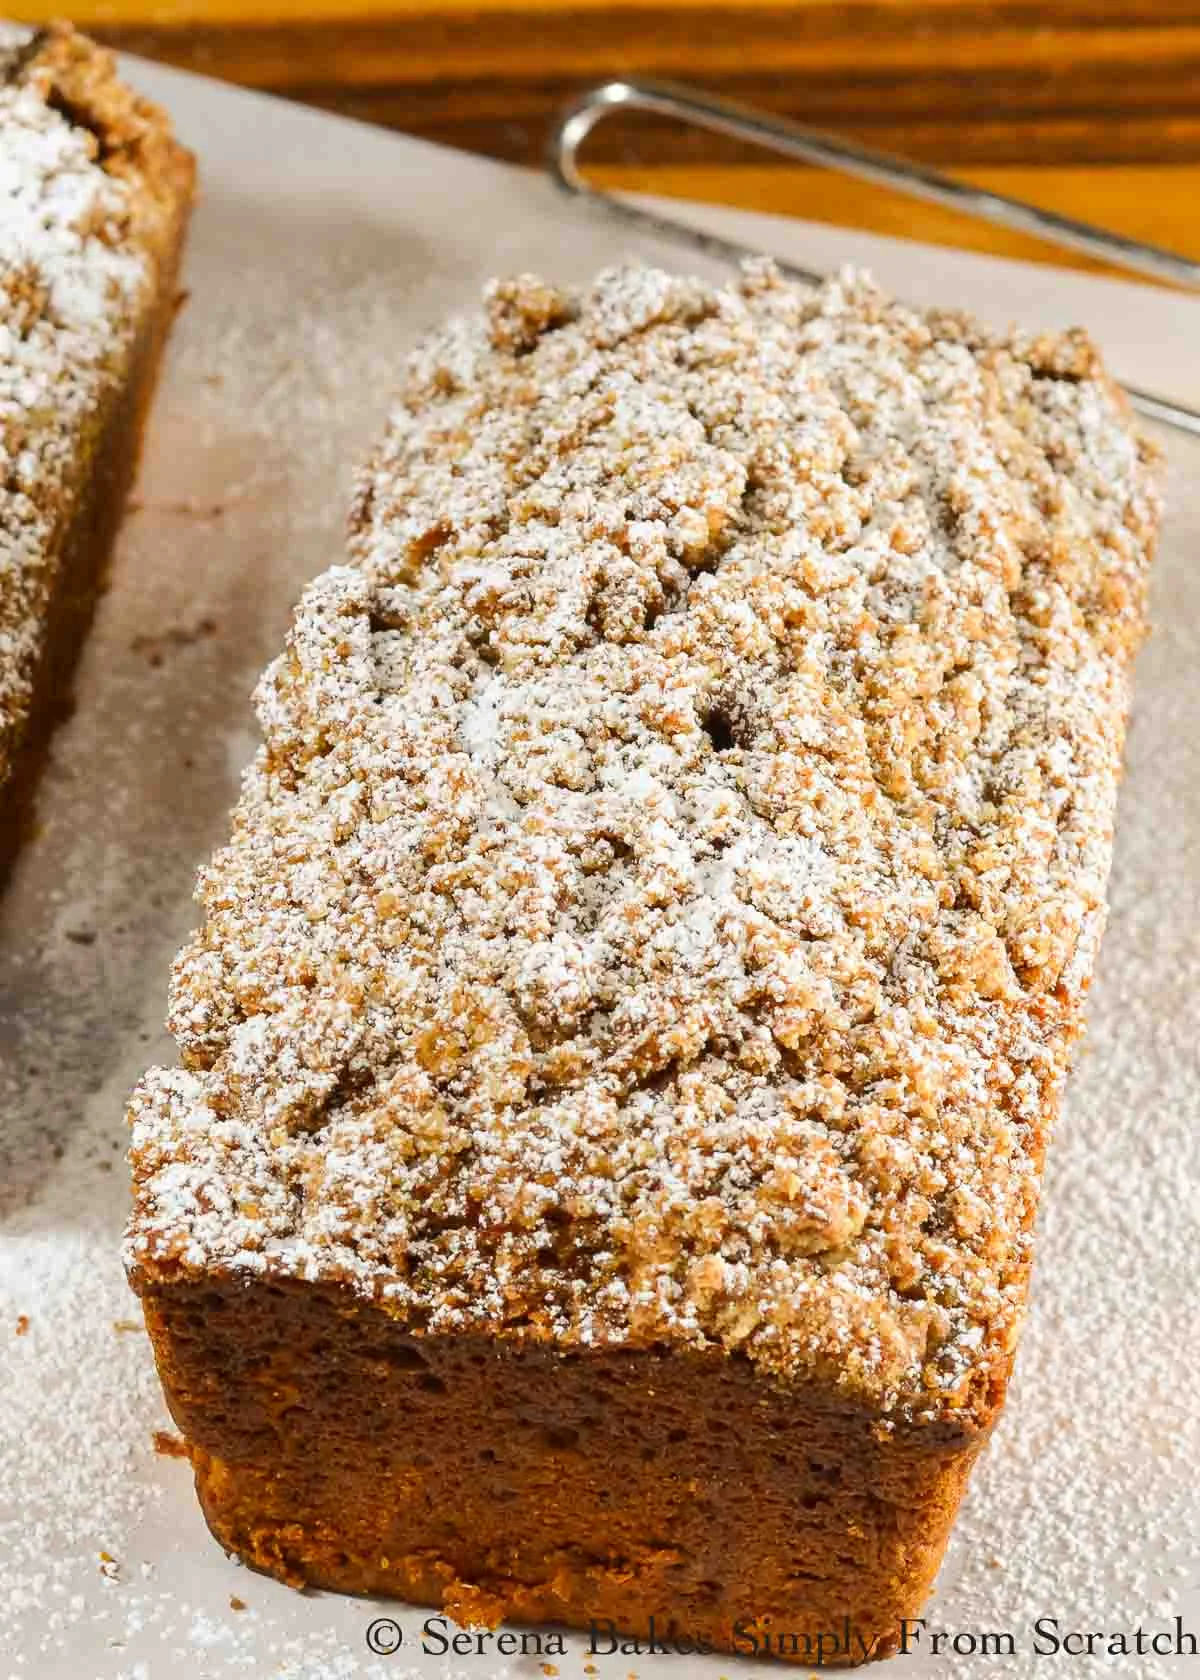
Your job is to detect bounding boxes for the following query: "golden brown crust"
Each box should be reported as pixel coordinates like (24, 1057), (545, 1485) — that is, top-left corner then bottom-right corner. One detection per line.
(0, 24), (194, 870)
(138, 1273), (987, 1665)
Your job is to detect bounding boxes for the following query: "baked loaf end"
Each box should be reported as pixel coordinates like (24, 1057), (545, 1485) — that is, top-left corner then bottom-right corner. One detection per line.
(0, 23), (193, 868)
(128, 265), (1160, 1662)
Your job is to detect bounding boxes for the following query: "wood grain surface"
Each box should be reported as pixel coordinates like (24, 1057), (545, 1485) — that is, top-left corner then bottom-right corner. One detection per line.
(12, 0), (1200, 275)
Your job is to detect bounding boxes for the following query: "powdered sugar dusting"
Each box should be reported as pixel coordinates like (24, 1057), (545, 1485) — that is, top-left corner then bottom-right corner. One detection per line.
(127, 262), (1161, 1422)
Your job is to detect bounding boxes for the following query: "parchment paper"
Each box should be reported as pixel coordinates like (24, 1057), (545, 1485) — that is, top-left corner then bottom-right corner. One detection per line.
(1, 59), (1197, 1680)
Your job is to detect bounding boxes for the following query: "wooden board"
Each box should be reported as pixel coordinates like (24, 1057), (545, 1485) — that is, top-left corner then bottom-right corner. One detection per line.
(11, 0), (1200, 275)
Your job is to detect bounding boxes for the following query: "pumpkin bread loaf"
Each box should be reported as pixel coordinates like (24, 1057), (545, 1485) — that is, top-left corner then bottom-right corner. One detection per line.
(0, 23), (193, 877)
(127, 264), (1159, 1663)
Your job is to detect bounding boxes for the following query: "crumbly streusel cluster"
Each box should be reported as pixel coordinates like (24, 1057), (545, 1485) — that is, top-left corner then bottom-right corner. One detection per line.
(127, 263), (1160, 1418)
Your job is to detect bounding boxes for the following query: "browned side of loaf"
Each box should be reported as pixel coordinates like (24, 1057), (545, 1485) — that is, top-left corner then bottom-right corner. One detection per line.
(138, 1273), (996, 1665)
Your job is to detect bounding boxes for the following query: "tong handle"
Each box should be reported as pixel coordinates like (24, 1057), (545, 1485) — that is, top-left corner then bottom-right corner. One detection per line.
(549, 79), (1200, 438)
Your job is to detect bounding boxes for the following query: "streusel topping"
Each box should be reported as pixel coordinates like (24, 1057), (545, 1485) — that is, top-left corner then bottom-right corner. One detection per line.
(127, 264), (1160, 1419)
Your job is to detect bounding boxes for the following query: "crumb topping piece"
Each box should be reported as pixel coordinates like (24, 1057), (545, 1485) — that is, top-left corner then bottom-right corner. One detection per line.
(127, 264), (1160, 1419)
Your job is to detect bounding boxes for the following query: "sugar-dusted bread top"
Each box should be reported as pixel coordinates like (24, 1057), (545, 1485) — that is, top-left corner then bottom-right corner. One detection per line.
(0, 23), (192, 789)
(128, 264), (1159, 1422)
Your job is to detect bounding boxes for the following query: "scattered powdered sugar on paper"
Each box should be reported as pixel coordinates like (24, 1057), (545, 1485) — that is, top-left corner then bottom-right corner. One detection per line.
(1, 66), (1197, 1676)
(0, 1065), (172, 1661)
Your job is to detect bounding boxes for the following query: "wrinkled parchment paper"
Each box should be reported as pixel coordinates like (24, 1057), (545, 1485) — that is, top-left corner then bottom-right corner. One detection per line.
(2, 60), (1198, 1679)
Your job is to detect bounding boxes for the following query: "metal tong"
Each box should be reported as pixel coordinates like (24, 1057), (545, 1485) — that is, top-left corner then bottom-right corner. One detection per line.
(549, 79), (1200, 440)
